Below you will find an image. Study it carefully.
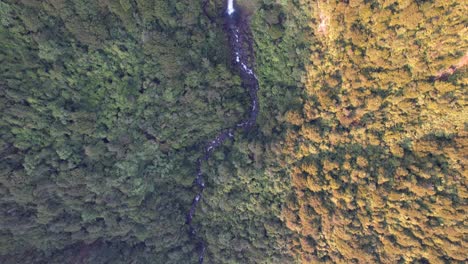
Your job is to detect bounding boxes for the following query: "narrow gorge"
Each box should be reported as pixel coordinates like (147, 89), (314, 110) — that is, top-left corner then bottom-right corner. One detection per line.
(185, 0), (260, 262)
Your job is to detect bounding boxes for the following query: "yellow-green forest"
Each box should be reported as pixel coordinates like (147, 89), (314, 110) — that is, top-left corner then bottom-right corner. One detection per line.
(281, 0), (467, 263)
(0, 0), (466, 263)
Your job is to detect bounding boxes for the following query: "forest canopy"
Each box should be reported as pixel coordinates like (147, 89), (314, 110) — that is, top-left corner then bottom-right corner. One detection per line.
(0, 0), (466, 263)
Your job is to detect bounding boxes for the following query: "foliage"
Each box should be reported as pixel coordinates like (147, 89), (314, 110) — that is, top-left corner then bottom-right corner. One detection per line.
(0, 0), (309, 263)
(280, 0), (467, 263)
(0, 0), (465, 263)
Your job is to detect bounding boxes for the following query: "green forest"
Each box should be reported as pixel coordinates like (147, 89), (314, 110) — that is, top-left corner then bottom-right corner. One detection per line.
(0, 0), (466, 263)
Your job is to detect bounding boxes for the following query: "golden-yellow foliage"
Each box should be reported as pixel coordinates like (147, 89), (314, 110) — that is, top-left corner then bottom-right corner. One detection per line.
(282, 0), (467, 262)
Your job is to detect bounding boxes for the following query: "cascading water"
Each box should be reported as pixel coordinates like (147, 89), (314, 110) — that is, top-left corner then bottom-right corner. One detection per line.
(227, 0), (235, 15)
(186, 1), (260, 262)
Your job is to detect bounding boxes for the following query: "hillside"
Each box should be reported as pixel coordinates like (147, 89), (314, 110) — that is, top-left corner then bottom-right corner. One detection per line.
(0, 0), (466, 263)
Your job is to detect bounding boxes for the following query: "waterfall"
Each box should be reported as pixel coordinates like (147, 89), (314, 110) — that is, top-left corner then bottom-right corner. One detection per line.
(186, 0), (260, 262)
(227, 0), (235, 15)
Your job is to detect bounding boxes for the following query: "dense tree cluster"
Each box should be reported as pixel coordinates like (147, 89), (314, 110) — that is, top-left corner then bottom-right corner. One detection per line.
(281, 0), (467, 263)
(0, 0), (465, 263)
(0, 0), (309, 263)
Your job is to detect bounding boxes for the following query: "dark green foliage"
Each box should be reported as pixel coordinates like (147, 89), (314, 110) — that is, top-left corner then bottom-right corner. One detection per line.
(0, 0), (311, 263)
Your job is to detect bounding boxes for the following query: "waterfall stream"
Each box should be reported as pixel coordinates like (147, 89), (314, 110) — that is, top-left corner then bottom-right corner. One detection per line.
(186, 1), (260, 262)
(227, 0), (235, 15)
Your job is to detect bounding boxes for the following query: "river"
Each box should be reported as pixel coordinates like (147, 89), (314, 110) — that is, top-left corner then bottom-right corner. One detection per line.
(185, 0), (260, 263)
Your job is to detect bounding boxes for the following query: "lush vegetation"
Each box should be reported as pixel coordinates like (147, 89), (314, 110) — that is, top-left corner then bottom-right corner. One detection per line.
(0, 0), (466, 263)
(281, 0), (467, 263)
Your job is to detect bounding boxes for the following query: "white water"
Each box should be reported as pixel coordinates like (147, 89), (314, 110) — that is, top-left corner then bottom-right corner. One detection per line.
(227, 0), (235, 15)
(188, 2), (259, 263)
